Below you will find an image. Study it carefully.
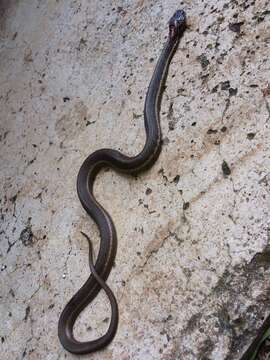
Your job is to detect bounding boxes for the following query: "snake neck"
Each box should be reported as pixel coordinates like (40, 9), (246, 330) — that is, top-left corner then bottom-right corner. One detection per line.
(133, 35), (182, 172)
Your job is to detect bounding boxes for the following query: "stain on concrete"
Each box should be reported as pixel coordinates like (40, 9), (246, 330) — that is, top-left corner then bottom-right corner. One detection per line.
(19, 219), (34, 247)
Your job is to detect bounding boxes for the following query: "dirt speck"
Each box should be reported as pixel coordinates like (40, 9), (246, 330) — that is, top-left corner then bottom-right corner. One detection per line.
(222, 160), (231, 177)
(229, 22), (244, 33)
(197, 53), (209, 69)
(19, 224), (33, 247)
(247, 133), (256, 140)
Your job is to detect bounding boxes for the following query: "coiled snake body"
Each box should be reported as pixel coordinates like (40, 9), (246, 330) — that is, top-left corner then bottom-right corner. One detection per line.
(58, 10), (187, 355)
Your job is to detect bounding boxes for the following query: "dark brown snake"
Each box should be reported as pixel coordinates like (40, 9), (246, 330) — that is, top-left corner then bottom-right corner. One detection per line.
(58, 9), (270, 358)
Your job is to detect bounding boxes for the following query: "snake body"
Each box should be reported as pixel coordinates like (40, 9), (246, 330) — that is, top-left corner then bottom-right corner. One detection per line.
(58, 10), (187, 355)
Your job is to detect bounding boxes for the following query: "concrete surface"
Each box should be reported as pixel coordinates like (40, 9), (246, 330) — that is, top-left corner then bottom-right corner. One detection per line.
(0, 0), (270, 359)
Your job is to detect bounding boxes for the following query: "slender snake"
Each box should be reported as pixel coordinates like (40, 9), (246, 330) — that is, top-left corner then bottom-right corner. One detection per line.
(58, 9), (269, 358)
(58, 9), (186, 354)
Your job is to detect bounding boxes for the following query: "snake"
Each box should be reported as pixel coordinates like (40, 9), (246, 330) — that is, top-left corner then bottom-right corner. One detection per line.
(58, 8), (269, 358)
(58, 10), (187, 355)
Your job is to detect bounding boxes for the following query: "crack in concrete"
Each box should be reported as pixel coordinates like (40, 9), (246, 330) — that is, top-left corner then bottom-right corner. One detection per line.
(139, 232), (172, 271)
(63, 235), (73, 275)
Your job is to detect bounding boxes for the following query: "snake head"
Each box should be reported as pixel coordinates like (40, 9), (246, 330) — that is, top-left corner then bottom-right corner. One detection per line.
(169, 10), (186, 39)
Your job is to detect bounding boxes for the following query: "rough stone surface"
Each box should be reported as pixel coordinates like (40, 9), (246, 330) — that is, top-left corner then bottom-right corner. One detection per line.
(0, 1), (270, 359)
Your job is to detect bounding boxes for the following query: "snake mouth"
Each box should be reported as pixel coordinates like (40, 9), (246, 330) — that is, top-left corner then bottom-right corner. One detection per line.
(169, 9), (186, 38)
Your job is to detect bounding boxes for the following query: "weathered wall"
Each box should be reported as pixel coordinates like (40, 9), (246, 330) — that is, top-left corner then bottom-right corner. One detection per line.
(0, 0), (269, 359)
